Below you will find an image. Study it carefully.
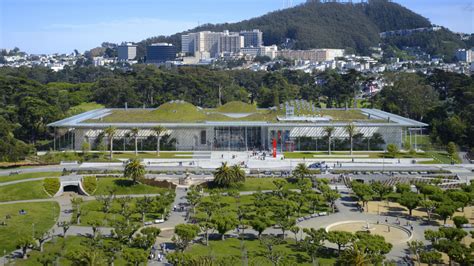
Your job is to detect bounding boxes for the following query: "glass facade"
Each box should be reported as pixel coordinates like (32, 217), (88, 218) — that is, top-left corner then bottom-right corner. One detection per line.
(213, 127), (262, 151)
(269, 129), (292, 151)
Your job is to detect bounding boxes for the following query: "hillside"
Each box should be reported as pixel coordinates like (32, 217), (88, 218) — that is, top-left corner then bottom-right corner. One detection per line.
(136, 0), (432, 56)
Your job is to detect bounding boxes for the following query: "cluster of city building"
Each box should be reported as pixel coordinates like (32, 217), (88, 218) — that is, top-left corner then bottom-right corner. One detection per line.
(1, 29), (473, 75)
(115, 30), (345, 66)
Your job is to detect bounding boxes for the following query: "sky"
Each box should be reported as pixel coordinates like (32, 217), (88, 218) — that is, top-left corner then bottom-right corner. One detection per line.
(0, 0), (472, 54)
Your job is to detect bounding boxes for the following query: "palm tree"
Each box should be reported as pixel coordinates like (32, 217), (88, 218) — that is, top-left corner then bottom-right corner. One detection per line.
(130, 127), (139, 156)
(339, 244), (370, 266)
(152, 126), (166, 156)
(293, 163), (310, 179)
(345, 123), (357, 155)
(124, 159), (145, 184)
(104, 126), (116, 160)
(231, 164), (246, 183)
(324, 126), (335, 155)
(214, 162), (234, 187)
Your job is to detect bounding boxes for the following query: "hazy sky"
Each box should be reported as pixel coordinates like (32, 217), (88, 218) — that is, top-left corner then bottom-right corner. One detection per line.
(1, 0), (472, 54)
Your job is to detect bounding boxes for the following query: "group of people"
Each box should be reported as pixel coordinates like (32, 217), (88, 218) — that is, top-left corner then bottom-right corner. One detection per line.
(150, 243), (167, 262)
(378, 217), (415, 231)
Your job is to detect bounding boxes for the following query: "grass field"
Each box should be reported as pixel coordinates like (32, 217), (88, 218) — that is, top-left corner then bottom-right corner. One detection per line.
(204, 178), (299, 192)
(113, 152), (193, 159)
(0, 202), (59, 253)
(0, 172), (61, 183)
(0, 181), (50, 202)
(185, 238), (336, 265)
(93, 178), (168, 195)
(14, 236), (128, 266)
(283, 151), (431, 159)
(423, 151), (461, 164)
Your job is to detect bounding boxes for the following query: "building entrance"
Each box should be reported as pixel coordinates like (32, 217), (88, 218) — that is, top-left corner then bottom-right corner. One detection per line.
(213, 127), (262, 151)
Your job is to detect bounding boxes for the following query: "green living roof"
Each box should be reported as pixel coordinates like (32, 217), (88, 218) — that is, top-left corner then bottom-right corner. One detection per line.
(83, 101), (371, 124)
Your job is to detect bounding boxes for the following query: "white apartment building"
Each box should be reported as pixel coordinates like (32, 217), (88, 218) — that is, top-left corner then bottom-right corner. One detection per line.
(219, 32), (244, 54)
(182, 30), (255, 58)
(278, 49), (345, 62)
(241, 45), (278, 59)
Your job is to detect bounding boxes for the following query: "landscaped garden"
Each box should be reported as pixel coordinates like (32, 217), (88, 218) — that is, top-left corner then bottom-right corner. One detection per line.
(0, 202), (59, 253)
(165, 163), (385, 265)
(181, 238), (336, 265)
(348, 179), (474, 265)
(14, 231), (159, 265)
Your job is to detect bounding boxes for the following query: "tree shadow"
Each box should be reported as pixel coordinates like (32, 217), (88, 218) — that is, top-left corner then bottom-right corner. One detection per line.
(114, 179), (135, 187)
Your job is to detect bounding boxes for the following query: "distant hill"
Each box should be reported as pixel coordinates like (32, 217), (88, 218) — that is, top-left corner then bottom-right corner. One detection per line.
(133, 0), (470, 60)
(135, 0), (432, 57)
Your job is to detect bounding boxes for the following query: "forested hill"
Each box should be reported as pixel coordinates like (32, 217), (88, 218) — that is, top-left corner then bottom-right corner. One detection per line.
(136, 0), (431, 56)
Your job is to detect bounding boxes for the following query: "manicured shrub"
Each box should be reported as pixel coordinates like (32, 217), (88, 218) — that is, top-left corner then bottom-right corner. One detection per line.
(82, 176), (97, 194)
(43, 178), (60, 196)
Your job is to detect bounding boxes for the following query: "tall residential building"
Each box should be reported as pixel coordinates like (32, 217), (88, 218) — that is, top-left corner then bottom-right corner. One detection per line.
(278, 49), (345, 62)
(181, 30), (251, 58)
(181, 31), (221, 58)
(181, 34), (194, 55)
(239, 30), (263, 47)
(146, 43), (176, 63)
(117, 43), (137, 61)
(219, 31), (244, 54)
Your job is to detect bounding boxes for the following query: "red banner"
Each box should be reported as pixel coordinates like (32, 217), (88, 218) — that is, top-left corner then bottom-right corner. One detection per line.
(272, 138), (277, 158)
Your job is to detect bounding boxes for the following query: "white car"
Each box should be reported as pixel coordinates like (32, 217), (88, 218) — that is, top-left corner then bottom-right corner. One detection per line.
(154, 219), (165, 224)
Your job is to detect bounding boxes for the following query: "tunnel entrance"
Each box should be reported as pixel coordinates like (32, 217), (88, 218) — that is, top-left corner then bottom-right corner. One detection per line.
(63, 185), (79, 193)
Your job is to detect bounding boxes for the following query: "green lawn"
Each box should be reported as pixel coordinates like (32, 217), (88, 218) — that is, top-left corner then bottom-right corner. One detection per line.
(425, 151), (461, 164)
(0, 181), (50, 202)
(284, 151), (432, 159)
(14, 236), (129, 266)
(185, 238), (336, 265)
(0, 172), (61, 183)
(93, 178), (168, 195)
(113, 152), (193, 159)
(404, 134), (432, 147)
(37, 152), (120, 164)
(0, 202), (59, 253)
(204, 178), (299, 192)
